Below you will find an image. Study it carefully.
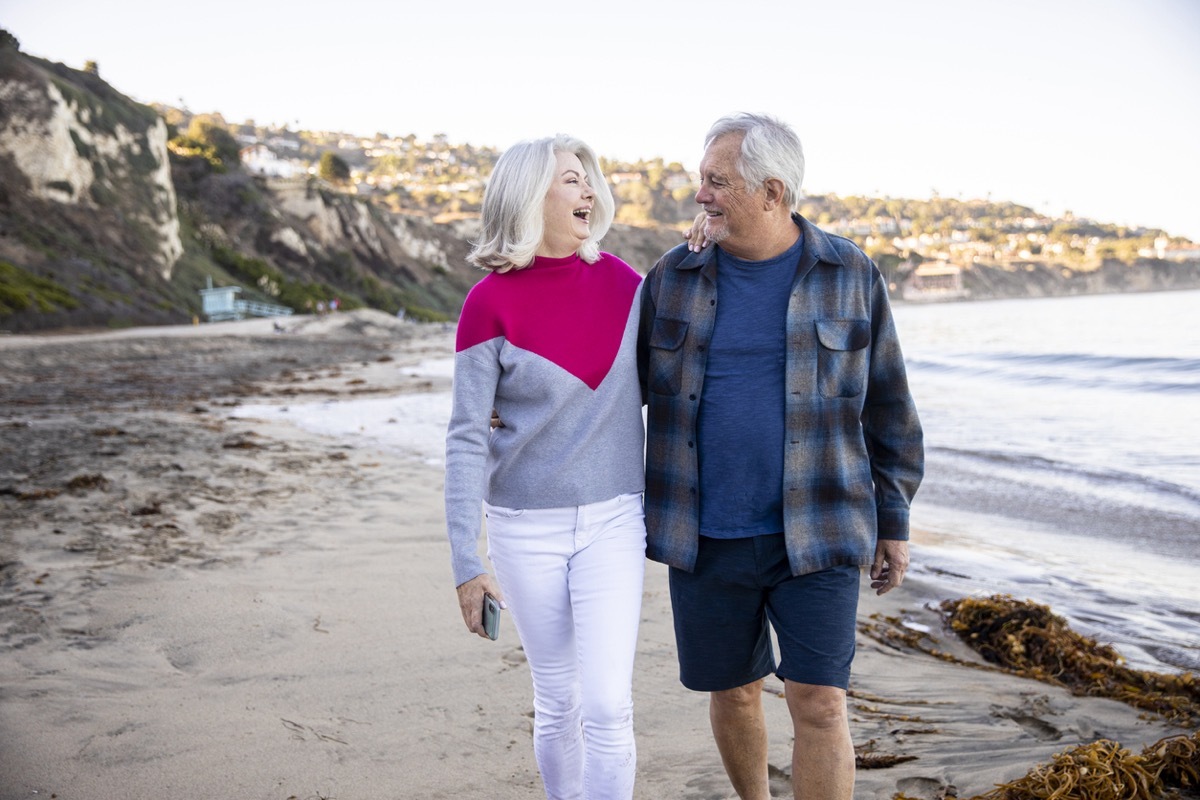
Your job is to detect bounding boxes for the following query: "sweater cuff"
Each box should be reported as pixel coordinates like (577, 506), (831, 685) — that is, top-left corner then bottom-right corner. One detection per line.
(452, 556), (488, 588)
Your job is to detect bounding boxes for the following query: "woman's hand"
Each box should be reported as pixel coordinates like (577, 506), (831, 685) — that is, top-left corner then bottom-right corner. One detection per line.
(682, 211), (710, 252)
(456, 573), (506, 638)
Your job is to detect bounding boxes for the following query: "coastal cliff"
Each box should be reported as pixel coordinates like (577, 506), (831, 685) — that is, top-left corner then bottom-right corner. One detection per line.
(0, 35), (678, 333)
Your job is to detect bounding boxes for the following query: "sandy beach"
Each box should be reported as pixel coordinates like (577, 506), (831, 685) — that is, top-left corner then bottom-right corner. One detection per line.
(1, 310), (1193, 800)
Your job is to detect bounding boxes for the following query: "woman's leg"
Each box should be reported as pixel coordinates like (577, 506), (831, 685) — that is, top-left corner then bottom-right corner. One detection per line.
(485, 503), (583, 800)
(567, 493), (647, 799)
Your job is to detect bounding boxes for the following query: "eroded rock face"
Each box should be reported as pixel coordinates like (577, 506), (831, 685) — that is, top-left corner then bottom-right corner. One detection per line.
(0, 70), (182, 280)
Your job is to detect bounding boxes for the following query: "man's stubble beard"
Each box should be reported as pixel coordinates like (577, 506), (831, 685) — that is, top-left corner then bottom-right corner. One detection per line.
(703, 218), (728, 244)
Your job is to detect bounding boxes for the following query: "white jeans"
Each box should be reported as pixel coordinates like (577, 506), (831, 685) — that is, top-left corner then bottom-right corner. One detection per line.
(484, 492), (646, 800)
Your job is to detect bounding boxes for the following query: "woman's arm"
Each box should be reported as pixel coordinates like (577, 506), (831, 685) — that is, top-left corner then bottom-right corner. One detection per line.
(444, 343), (508, 636)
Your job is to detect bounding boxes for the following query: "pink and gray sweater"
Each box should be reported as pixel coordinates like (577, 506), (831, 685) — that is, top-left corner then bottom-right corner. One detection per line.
(444, 252), (646, 586)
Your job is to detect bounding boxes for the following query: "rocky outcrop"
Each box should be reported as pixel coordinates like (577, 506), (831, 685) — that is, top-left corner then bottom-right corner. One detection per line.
(0, 51), (181, 281)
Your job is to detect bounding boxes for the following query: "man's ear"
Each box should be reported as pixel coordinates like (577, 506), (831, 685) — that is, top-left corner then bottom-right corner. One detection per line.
(762, 178), (786, 210)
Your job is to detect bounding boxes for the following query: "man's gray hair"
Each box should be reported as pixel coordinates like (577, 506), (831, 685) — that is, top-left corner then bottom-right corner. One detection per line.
(705, 113), (805, 210)
(468, 134), (614, 271)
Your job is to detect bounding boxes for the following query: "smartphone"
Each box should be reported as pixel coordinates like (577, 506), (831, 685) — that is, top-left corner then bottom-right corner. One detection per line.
(482, 594), (501, 640)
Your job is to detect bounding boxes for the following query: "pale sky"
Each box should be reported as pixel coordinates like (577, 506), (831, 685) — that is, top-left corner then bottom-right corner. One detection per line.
(4, 0), (1199, 240)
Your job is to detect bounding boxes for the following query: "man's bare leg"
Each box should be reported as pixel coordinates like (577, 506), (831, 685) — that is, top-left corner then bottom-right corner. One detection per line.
(710, 679), (771, 800)
(785, 681), (854, 800)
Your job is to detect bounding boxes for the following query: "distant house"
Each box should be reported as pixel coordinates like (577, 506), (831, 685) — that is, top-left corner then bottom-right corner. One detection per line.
(663, 173), (693, 191)
(266, 136), (301, 151)
(874, 217), (899, 234)
(1154, 236), (1200, 261)
(1165, 246), (1200, 261)
(902, 261), (969, 302)
(240, 144), (302, 178)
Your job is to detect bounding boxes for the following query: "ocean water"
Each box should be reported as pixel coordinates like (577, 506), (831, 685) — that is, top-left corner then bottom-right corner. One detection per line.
(233, 289), (1200, 675)
(893, 289), (1200, 673)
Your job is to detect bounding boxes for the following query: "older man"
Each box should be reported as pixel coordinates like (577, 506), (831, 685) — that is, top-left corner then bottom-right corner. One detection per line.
(637, 113), (923, 800)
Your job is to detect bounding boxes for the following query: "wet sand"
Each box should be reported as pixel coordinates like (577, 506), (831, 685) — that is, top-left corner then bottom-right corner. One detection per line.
(0, 311), (1191, 799)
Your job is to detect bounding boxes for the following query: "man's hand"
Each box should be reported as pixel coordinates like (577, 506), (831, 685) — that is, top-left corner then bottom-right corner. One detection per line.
(869, 539), (909, 595)
(456, 573), (506, 638)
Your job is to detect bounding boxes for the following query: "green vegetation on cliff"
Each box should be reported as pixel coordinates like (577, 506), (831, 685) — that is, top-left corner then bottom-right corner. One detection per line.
(0, 261), (78, 314)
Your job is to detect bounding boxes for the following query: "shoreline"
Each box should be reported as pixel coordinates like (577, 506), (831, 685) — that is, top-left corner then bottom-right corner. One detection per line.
(1, 311), (1193, 799)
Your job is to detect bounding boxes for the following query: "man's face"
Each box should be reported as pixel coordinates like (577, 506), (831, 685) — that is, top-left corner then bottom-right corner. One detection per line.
(695, 133), (763, 254)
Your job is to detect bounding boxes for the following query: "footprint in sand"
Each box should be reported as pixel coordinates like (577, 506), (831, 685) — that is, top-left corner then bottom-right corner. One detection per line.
(1006, 713), (1062, 741)
(680, 762), (791, 799)
(501, 646), (526, 667)
(991, 699), (1062, 741)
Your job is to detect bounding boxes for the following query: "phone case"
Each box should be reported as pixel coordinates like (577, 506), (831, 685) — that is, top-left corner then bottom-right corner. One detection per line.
(482, 594), (501, 640)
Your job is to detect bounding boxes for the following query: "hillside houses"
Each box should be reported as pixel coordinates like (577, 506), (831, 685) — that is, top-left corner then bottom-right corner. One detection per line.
(214, 116), (1198, 270)
(1142, 237), (1200, 261)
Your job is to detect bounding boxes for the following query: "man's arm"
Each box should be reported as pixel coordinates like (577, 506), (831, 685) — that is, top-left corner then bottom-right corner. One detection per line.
(862, 267), (925, 542)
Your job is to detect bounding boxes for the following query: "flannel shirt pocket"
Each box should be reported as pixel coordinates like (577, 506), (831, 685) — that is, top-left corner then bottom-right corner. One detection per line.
(648, 317), (689, 396)
(816, 318), (871, 398)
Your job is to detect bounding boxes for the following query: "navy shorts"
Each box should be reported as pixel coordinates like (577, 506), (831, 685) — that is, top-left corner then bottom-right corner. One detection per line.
(668, 533), (860, 692)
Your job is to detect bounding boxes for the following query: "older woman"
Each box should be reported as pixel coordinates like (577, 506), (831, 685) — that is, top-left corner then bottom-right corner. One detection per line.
(444, 134), (647, 799)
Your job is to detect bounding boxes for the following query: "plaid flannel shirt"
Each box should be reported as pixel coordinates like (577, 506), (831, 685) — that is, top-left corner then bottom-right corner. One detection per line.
(637, 214), (924, 576)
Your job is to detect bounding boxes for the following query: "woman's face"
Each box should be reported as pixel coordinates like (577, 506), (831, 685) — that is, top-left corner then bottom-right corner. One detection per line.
(537, 150), (595, 259)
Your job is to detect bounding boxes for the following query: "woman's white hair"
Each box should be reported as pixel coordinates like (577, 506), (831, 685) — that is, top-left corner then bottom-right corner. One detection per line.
(705, 113), (806, 210)
(468, 134), (614, 271)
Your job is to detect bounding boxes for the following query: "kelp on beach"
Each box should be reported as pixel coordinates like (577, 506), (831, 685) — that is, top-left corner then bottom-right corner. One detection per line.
(891, 733), (1200, 800)
(941, 595), (1200, 727)
(971, 732), (1200, 800)
(861, 594), (1200, 727)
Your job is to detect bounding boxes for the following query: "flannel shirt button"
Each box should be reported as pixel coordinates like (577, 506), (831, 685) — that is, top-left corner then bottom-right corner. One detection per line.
(698, 345), (705, 352)
(687, 441), (694, 448)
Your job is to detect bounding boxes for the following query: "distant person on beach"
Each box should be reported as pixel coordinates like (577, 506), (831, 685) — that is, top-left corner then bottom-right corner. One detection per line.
(637, 112), (924, 800)
(444, 134), (647, 798)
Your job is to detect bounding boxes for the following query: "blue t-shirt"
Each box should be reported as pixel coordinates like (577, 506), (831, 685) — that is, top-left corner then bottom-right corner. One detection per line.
(697, 231), (803, 538)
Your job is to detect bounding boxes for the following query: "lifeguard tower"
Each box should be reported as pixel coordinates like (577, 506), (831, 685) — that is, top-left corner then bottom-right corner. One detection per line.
(199, 277), (293, 322)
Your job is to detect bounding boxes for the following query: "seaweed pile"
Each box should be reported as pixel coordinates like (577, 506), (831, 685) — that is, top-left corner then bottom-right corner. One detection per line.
(887, 732), (1200, 800)
(972, 732), (1200, 800)
(940, 595), (1200, 726)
